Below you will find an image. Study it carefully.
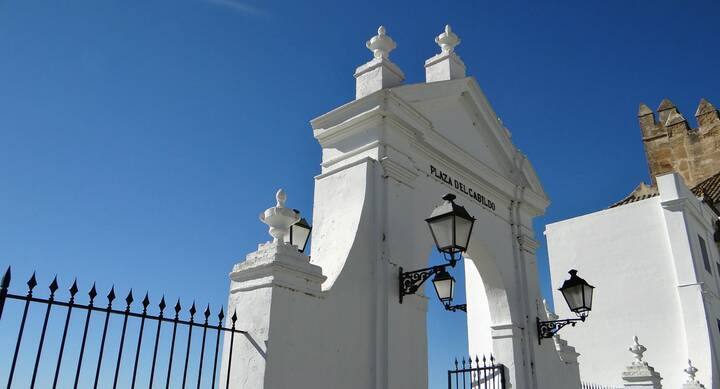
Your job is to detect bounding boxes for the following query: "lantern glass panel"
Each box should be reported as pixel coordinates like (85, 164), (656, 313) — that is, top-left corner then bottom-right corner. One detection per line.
(291, 224), (311, 252)
(432, 271), (455, 303)
(455, 215), (474, 251)
(428, 215), (455, 252)
(561, 284), (585, 313)
(582, 285), (594, 311)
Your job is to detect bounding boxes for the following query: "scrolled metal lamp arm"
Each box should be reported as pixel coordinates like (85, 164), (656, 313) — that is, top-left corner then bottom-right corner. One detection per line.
(536, 316), (586, 344)
(398, 261), (454, 304)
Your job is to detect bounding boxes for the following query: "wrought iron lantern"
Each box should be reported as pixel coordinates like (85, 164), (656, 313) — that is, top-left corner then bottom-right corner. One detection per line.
(399, 194), (473, 313)
(536, 269), (594, 343)
(426, 194), (476, 264)
(431, 269), (466, 312)
(284, 210), (312, 253)
(432, 268), (455, 304)
(559, 269), (594, 316)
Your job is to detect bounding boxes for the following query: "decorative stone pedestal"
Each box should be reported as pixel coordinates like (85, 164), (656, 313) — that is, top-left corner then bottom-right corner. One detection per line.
(354, 26), (404, 99)
(220, 190), (326, 389)
(424, 25), (466, 82)
(621, 336), (663, 389)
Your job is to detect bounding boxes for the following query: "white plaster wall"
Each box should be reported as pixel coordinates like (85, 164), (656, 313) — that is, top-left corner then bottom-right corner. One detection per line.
(545, 186), (719, 389)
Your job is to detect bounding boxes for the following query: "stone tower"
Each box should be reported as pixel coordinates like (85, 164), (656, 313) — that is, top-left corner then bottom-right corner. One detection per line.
(638, 99), (720, 187)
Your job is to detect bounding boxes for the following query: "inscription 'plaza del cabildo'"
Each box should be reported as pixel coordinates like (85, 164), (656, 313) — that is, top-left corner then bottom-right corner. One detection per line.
(430, 165), (496, 211)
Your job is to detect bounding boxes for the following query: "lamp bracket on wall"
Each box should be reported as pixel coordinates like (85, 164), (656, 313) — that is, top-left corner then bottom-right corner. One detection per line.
(444, 303), (466, 312)
(398, 262), (454, 304)
(536, 316), (585, 344)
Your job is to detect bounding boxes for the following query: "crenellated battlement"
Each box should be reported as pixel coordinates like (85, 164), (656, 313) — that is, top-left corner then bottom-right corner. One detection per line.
(637, 98), (720, 186)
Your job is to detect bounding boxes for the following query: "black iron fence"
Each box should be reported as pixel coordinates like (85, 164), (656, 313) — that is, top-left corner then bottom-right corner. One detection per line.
(581, 383), (622, 389)
(448, 355), (505, 389)
(0, 267), (245, 389)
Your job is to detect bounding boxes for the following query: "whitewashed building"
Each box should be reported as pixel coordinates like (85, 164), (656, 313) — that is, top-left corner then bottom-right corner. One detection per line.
(546, 100), (720, 389)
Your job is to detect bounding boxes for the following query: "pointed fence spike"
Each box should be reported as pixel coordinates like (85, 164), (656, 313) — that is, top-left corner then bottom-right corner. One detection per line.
(189, 302), (197, 317)
(49, 276), (59, 294)
(107, 286), (116, 302)
(218, 307), (225, 321)
(231, 310), (238, 323)
(125, 289), (134, 306)
(142, 293), (150, 308)
(174, 299), (182, 313)
(89, 283), (98, 300)
(27, 272), (37, 291)
(69, 279), (79, 296)
(204, 304), (211, 319)
(1, 266), (10, 288)
(159, 296), (167, 311)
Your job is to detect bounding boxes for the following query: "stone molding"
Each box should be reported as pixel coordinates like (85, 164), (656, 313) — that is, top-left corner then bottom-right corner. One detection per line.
(230, 241), (326, 297)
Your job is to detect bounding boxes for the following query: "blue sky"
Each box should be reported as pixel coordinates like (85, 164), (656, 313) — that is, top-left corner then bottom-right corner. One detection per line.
(0, 1), (718, 387)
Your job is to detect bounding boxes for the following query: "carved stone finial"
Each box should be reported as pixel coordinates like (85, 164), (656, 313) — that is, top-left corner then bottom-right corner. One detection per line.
(629, 336), (647, 365)
(259, 189), (300, 243)
(435, 24), (461, 54)
(276, 189), (286, 207)
(685, 360), (698, 382)
(681, 359), (706, 389)
(366, 25), (397, 59)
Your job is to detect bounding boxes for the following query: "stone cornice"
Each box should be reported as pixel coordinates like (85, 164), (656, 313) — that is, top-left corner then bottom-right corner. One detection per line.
(230, 241), (326, 297)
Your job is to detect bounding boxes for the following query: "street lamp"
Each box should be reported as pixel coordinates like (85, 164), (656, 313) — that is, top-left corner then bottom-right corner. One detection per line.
(431, 268), (467, 312)
(399, 194), (474, 312)
(425, 194), (476, 265)
(537, 269), (594, 343)
(284, 210), (312, 253)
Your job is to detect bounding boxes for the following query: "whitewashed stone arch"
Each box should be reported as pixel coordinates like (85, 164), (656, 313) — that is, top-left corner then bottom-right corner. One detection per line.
(223, 34), (583, 387)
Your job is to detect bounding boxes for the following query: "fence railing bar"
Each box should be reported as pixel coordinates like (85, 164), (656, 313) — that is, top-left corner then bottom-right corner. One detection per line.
(4, 293), (246, 334)
(0, 269), (250, 389)
(112, 290), (134, 389)
(210, 308), (224, 389)
(164, 300), (182, 389)
(0, 267), (10, 320)
(196, 306), (210, 389)
(93, 286), (116, 389)
(7, 272), (37, 389)
(52, 280), (78, 389)
(130, 293), (150, 389)
(30, 276), (58, 389)
(73, 284), (97, 389)
(148, 296), (166, 389)
(225, 311), (238, 389)
(181, 302), (196, 389)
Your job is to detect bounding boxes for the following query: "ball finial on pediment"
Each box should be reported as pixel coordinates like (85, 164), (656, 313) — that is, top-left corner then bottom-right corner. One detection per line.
(366, 25), (397, 59)
(435, 24), (461, 54)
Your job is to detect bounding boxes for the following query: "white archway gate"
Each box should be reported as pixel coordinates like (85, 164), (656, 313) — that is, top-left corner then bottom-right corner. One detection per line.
(220, 27), (582, 389)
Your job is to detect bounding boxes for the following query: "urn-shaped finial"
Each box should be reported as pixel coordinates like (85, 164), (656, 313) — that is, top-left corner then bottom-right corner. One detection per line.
(259, 189), (300, 243)
(435, 24), (461, 54)
(685, 360), (698, 382)
(629, 336), (647, 365)
(366, 25), (397, 59)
